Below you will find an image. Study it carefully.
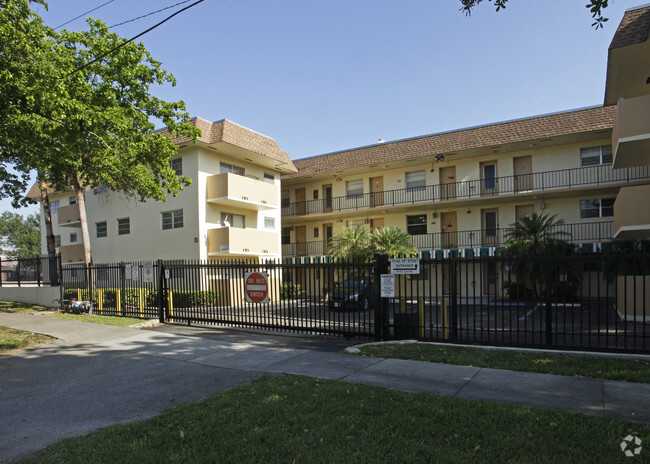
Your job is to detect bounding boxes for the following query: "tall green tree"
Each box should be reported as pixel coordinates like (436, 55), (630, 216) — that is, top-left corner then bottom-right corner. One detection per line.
(0, 212), (40, 258)
(0, 0), (52, 206)
(3, 5), (201, 265)
(459, 0), (611, 28)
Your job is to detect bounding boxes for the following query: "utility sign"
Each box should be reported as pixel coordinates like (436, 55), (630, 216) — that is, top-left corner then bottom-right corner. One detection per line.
(391, 258), (420, 275)
(381, 274), (395, 298)
(143, 263), (154, 283)
(245, 272), (269, 304)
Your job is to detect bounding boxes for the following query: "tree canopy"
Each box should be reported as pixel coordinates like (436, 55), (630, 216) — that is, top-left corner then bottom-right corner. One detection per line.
(0, 212), (40, 258)
(459, 0), (611, 28)
(1, 0), (201, 263)
(329, 226), (418, 261)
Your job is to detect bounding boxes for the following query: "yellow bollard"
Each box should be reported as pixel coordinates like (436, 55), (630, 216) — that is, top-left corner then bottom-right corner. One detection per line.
(418, 299), (425, 338)
(116, 289), (121, 316)
(98, 289), (103, 315)
(77, 288), (81, 302)
(139, 289), (144, 318)
(168, 291), (174, 322)
(399, 297), (406, 313)
(441, 298), (448, 340)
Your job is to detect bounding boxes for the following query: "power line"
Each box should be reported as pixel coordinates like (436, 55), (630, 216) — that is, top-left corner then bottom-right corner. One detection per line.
(109, 0), (194, 28)
(68, 0), (205, 76)
(54, 0), (116, 30)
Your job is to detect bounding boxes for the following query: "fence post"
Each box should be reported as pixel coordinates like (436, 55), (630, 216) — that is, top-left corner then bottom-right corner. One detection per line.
(17, 259), (21, 288)
(0, 256), (3, 287)
(545, 257), (553, 347)
(373, 253), (389, 341)
(37, 257), (42, 287)
(449, 257), (458, 341)
(157, 259), (165, 323)
(120, 262), (126, 317)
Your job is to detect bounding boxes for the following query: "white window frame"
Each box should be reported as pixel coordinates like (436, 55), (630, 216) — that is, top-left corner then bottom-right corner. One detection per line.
(69, 196), (77, 205)
(264, 217), (275, 229)
(405, 170), (426, 192)
(170, 157), (183, 176)
(264, 172), (275, 183)
(50, 200), (60, 214)
(117, 217), (130, 235)
(220, 162), (245, 176)
(70, 233), (77, 243)
(96, 221), (107, 238)
(55, 235), (61, 248)
(580, 198), (615, 218)
(580, 145), (613, 167)
(162, 209), (184, 230)
(406, 214), (427, 235)
(346, 179), (363, 199)
(221, 212), (245, 229)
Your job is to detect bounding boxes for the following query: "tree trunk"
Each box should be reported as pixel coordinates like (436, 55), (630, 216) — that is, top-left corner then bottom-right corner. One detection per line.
(39, 180), (59, 285)
(73, 176), (92, 266)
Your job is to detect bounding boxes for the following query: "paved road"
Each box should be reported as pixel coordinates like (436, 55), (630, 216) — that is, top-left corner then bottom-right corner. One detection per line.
(1, 312), (650, 462)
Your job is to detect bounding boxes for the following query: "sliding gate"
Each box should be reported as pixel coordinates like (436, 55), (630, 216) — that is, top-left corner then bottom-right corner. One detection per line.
(61, 253), (650, 353)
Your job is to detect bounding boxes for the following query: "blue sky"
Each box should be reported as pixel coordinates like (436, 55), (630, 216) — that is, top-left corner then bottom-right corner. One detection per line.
(7, 0), (642, 216)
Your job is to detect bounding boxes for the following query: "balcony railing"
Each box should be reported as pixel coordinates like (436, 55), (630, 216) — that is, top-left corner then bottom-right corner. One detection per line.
(282, 165), (650, 218)
(282, 221), (614, 257)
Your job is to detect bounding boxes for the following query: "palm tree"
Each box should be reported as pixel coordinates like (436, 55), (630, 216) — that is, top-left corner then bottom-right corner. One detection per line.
(328, 225), (373, 261)
(502, 212), (573, 301)
(371, 226), (418, 258)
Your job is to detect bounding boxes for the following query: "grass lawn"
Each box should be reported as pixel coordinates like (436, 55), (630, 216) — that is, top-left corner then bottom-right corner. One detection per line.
(0, 300), (50, 314)
(357, 343), (650, 384)
(19, 375), (649, 463)
(0, 326), (54, 352)
(48, 313), (148, 327)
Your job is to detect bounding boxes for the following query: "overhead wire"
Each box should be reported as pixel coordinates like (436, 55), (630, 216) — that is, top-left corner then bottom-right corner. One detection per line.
(67, 0), (205, 76)
(109, 0), (195, 28)
(54, 0), (116, 30)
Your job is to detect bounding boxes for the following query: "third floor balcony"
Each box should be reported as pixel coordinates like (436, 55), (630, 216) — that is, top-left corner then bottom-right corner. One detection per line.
(207, 172), (278, 210)
(282, 164), (650, 218)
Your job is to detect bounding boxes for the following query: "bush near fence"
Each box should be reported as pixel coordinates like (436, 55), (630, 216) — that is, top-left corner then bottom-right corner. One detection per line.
(63, 288), (219, 309)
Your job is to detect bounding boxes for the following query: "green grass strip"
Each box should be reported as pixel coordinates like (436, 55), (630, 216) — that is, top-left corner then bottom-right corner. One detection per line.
(20, 375), (650, 463)
(48, 313), (146, 327)
(0, 300), (50, 314)
(358, 343), (650, 383)
(0, 326), (54, 351)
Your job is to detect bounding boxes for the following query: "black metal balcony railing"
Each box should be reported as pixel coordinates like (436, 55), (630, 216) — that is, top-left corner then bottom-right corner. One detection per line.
(281, 221), (614, 257)
(282, 164), (650, 218)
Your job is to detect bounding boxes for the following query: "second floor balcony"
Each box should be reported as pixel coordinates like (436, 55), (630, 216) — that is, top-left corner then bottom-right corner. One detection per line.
(207, 227), (279, 257)
(613, 94), (650, 169)
(282, 221), (615, 257)
(282, 164), (650, 218)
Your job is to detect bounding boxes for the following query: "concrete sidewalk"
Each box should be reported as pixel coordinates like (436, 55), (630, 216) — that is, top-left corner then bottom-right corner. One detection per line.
(1, 312), (649, 462)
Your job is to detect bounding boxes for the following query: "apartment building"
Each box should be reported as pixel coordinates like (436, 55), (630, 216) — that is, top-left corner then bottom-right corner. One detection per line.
(280, 5), (650, 263)
(30, 118), (297, 264)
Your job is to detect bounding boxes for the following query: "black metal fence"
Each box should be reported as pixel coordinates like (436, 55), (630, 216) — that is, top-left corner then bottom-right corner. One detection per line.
(59, 252), (650, 354)
(0, 255), (60, 287)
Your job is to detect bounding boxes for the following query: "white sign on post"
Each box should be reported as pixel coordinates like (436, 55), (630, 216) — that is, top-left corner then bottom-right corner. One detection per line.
(391, 258), (420, 275)
(143, 263), (154, 283)
(381, 274), (395, 298)
(132, 265), (140, 282)
(124, 264), (132, 281)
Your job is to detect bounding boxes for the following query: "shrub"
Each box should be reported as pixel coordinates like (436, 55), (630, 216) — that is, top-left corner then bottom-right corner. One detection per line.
(280, 283), (302, 300)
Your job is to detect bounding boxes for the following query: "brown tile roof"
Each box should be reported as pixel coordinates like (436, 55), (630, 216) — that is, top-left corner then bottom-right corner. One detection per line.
(283, 105), (617, 179)
(156, 118), (297, 172)
(609, 5), (650, 49)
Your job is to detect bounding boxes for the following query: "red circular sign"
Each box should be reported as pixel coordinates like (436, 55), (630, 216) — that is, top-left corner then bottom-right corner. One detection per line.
(245, 272), (268, 303)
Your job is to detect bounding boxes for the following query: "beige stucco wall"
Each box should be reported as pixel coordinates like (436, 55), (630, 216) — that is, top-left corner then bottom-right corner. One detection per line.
(617, 275), (650, 321)
(0, 287), (61, 308)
